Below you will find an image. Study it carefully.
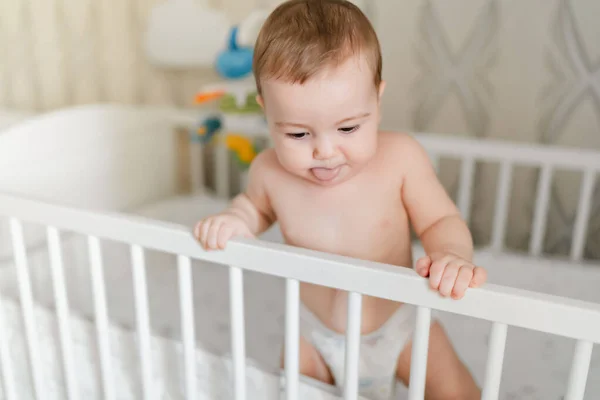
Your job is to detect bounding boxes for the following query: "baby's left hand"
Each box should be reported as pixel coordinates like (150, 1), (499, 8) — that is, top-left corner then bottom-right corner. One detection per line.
(415, 252), (487, 299)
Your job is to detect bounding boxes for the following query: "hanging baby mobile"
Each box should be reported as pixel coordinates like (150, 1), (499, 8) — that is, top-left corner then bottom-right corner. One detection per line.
(192, 9), (270, 169)
(144, 1), (270, 169)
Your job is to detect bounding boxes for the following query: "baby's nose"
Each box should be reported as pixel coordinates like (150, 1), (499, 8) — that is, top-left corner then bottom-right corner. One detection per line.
(313, 138), (335, 160)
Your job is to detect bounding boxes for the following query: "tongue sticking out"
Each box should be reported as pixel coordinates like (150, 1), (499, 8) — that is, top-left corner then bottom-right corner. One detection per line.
(311, 166), (340, 181)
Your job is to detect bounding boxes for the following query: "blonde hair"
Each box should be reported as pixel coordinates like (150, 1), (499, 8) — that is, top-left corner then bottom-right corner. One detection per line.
(252, 0), (382, 95)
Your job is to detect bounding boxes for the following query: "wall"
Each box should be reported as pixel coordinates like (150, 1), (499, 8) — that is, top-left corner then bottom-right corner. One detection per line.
(1, 0), (599, 259)
(376, 0), (600, 258)
(0, 0), (372, 110)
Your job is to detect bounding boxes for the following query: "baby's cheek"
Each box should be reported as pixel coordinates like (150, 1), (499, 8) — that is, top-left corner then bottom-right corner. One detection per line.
(275, 146), (310, 171)
(351, 138), (377, 163)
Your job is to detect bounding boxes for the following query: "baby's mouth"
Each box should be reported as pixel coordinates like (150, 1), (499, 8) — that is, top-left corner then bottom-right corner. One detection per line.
(310, 165), (342, 182)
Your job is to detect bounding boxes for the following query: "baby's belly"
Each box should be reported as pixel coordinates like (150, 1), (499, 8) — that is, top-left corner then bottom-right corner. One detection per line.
(300, 283), (408, 335)
(295, 240), (414, 335)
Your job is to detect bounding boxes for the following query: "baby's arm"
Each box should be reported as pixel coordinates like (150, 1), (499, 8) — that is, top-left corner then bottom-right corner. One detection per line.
(194, 153), (276, 250)
(398, 135), (486, 299)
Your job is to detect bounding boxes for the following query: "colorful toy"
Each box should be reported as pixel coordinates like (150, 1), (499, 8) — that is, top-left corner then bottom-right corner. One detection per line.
(194, 79), (268, 169)
(188, 8), (272, 168)
(215, 26), (254, 79)
(194, 116), (222, 143)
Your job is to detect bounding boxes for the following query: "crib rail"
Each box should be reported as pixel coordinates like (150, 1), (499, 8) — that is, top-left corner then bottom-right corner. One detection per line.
(417, 133), (600, 170)
(1, 192), (599, 400)
(416, 133), (600, 261)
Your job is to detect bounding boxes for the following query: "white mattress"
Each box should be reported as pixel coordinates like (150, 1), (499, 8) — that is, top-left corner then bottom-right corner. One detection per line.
(0, 284), (362, 399)
(1, 191), (599, 399)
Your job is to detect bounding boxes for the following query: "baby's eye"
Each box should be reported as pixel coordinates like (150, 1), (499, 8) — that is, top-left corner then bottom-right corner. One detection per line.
(339, 125), (359, 134)
(287, 132), (307, 139)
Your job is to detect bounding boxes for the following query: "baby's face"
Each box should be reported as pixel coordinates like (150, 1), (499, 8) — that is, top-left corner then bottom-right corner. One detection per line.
(257, 55), (385, 186)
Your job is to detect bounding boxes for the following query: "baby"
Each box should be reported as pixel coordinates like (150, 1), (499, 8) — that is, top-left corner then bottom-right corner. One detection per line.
(195, 1), (487, 399)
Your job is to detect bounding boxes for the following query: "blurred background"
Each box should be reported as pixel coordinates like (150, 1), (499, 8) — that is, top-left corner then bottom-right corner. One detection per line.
(1, 0), (599, 258)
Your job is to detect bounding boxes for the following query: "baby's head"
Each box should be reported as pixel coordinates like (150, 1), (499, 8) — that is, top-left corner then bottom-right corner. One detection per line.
(253, 0), (385, 186)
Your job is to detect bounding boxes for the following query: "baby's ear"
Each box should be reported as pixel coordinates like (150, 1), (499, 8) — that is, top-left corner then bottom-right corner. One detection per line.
(256, 94), (264, 109)
(378, 81), (386, 100)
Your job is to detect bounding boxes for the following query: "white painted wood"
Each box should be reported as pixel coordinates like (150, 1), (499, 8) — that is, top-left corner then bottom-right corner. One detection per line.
(564, 340), (594, 400)
(457, 157), (475, 224)
(9, 218), (43, 399)
(343, 292), (362, 400)
(0, 291), (16, 400)
(2, 193), (600, 343)
(190, 141), (205, 194)
(408, 307), (431, 400)
(530, 165), (553, 256)
(0, 106), (202, 217)
(47, 227), (77, 399)
(229, 266), (246, 400)
(481, 322), (508, 400)
(215, 141), (230, 198)
(87, 236), (115, 400)
(415, 133), (600, 172)
(130, 245), (152, 399)
(491, 162), (512, 251)
(284, 278), (300, 400)
(177, 255), (196, 400)
(570, 169), (595, 261)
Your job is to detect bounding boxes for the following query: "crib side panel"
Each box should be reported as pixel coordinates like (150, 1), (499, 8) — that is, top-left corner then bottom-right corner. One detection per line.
(415, 133), (600, 261)
(0, 105), (209, 261)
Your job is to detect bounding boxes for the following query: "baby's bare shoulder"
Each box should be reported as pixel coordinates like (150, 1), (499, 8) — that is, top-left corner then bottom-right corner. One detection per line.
(248, 148), (279, 176)
(378, 131), (430, 166)
(246, 148), (286, 190)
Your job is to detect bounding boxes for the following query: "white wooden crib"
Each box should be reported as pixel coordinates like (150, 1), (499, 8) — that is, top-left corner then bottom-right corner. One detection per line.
(0, 104), (599, 400)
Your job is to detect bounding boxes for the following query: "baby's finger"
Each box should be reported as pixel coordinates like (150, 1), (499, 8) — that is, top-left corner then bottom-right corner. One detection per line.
(217, 224), (234, 249)
(193, 221), (203, 240)
(199, 220), (212, 249)
(415, 256), (431, 276)
(470, 266), (487, 288)
(451, 266), (474, 299)
(438, 261), (461, 297)
(207, 220), (223, 250)
(428, 255), (452, 290)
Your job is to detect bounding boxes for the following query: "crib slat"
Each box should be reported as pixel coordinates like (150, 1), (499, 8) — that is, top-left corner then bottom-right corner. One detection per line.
(9, 218), (43, 399)
(284, 279), (300, 400)
(0, 292), (16, 400)
(215, 141), (230, 198)
(481, 322), (508, 400)
(530, 165), (553, 256)
(408, 307), (431, 400)
(190, 141), (205, 193)
(491, 162), (513, 251)
(343, 292), (362, 400)
(178, 255), (196, 400)
(88, 236), (115, 400)
(564, 340), (593, 400)
(570, 170), (595, 261)
(131, 245), (152, 399)
(229, 266), (246, 400)
(457, 157), (475, 224)
(47, 227), (77, 399)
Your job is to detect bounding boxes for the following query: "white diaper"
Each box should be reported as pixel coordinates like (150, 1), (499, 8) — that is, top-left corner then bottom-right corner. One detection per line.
(299, 302), (417, 400)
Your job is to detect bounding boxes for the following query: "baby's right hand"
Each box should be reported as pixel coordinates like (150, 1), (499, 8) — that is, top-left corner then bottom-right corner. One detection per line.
(194, 213), (254, 250)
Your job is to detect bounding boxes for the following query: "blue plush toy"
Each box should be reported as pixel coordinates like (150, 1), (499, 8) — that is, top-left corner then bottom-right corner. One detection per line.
(215, 26), (254, 79)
